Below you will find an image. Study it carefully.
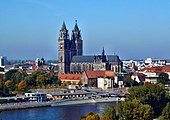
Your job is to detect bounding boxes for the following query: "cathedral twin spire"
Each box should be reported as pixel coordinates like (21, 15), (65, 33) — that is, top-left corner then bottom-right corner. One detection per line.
(61, 21), (67, 31)
(58, 21), (83, 73)
(60, 20), (81, 40)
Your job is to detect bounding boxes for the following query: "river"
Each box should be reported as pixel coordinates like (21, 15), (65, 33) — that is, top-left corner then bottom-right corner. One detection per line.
(0, 102), (117, 120)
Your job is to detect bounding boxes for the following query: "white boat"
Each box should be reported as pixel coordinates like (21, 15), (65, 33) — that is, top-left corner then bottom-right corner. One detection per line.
(51, 97), (119, 107)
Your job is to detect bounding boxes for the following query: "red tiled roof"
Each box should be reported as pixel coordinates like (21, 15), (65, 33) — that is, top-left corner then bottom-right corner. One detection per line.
(141, 66), (170, 72)
(24, 61), (35, 65)
(85, 70), (116, 79)
(58, 74), (82, 80)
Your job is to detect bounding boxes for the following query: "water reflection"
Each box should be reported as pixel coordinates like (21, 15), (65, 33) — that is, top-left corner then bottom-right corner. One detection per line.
(0, 102), (117, 120)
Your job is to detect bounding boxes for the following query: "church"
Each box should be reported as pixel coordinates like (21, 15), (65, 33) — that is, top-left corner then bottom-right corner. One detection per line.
(58, 21), (122, 74)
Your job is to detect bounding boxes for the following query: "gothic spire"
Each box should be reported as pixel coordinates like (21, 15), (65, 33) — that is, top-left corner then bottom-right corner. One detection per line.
(102, 47), (105, 56)
(61, 21), (67, 31)
(73, 20), (79, 32)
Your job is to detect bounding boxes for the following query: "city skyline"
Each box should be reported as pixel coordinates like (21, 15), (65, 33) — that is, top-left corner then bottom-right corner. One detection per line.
(0, 0), (170, 60)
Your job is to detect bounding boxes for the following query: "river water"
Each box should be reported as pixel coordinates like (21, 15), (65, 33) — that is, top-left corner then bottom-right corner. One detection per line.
(0, 102), (117, 120)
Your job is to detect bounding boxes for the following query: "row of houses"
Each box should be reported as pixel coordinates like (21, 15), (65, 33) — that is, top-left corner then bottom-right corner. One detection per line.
(131, 66), (170, 84)
(58, 70), (124, 90)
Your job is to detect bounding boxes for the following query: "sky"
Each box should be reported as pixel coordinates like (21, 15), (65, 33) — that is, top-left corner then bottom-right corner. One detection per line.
(0, 0), (170, 60)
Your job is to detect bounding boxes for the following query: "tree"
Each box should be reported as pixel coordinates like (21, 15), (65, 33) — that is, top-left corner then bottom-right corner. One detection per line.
(36, 74), (49, 88)
(0, 67), (4, 72)
(18, 80), (27, 91)
(123, 73), (140, 87)
(5, 70), (27, 84)
(78, 80), (83, 86)
(159, 102), (170, 120)
(124, 79), (139, 87)
(103, 106), (117, 120)
(118, 99), (153, 120)
(24, 76), (36, 87)
(128, 84), (169, 117)
(5, 80), (12, 88)
(49, 74), (60, 85)
(36, 75), (45, 87)
(85, 112), (100, 120)
(5, 69), (18, 81)
(0, 74), (4, 90)
(158, 72), (170, 84)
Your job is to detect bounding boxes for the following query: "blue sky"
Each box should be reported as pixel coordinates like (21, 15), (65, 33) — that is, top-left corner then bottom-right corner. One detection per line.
(0, 0), (170, 60)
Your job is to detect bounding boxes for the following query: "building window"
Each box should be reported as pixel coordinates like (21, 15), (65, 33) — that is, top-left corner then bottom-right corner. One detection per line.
(60, 56), (63, 62)
(60, 44), (63, 49)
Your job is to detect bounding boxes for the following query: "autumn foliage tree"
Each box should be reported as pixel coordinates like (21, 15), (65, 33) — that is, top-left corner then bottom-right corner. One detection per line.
(18, 80), (27, 91)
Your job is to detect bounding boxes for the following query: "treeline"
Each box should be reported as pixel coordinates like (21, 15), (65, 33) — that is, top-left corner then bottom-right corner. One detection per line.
(81, 84), (170, 120)
(0, 69), (61, 96)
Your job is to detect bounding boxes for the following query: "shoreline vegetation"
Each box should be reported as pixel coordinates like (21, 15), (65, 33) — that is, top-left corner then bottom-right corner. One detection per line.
(81, 84), (170, 120)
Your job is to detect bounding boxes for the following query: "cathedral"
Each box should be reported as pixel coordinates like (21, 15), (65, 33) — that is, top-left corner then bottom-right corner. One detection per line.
(58, 21), (122, 74)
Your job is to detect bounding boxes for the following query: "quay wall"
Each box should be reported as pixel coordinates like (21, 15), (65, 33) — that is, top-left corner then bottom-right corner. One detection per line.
(0, 102), (51, 111)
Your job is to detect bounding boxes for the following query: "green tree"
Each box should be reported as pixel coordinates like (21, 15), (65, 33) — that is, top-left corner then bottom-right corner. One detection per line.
(159, 102), (170, 120)
(128, 84), (169, 117)
(5, 70), (27, 84)
(123, 73), (140, 87)
(0, 67), (4, 72)
(32, 70), (46, 80)
(158, 72), (170, 84)
(118, 99), (153, 120)
(24, 76), (36, 87)
(103, 106), (117, 120)
(5, 69), (18, 81)
(124, 79), (139, 87)
(36, 74), (49, 88)
(2, 85), (9, 96)
(49, 74), (58, 84)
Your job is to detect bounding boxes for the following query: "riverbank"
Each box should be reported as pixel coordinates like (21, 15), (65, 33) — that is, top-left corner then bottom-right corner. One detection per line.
(0, 97), (124, 111)
(51, 97), (122, 106)
(0, 102), (51, 111)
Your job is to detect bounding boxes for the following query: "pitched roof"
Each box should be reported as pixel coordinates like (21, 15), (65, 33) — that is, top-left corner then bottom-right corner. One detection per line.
(71, 55), (121, 63)
(107, 55), (121, 62)
(58, 74), (82, 80)
(73, 21), (79, 32)
(72, 56), (95, 63)
(85, 70), (116, 79)
(61, 21), (67, 31)
(132, 72), (146, 81)
(141, 66), (170, 72)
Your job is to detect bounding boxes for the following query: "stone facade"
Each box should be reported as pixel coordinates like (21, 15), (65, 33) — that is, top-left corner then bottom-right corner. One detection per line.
(58, 21), (122, 73)
(58, 21), (82, 73)
(70, 53), (122, 73)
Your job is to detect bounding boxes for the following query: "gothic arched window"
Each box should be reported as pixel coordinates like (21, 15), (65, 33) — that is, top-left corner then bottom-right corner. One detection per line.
(60, 56), (63, 62)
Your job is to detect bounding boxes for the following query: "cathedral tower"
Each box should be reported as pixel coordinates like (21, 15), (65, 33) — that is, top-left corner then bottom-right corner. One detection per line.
(70, 20), (83, 59)
(58, 21), (70, 73)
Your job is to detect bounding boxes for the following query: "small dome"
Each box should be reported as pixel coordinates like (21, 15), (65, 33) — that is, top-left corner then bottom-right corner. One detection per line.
(36, 58), (40, 62)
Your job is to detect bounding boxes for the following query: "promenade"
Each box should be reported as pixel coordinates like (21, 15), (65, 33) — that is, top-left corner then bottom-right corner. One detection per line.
(0, 102), (51, 111)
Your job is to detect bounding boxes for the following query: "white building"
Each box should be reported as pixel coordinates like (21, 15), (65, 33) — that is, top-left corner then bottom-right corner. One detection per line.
(97, 77), (114, 90)
(145, 58), (166, 67)
(25, 92), (47, 102)
(97, 75), (124, 90)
